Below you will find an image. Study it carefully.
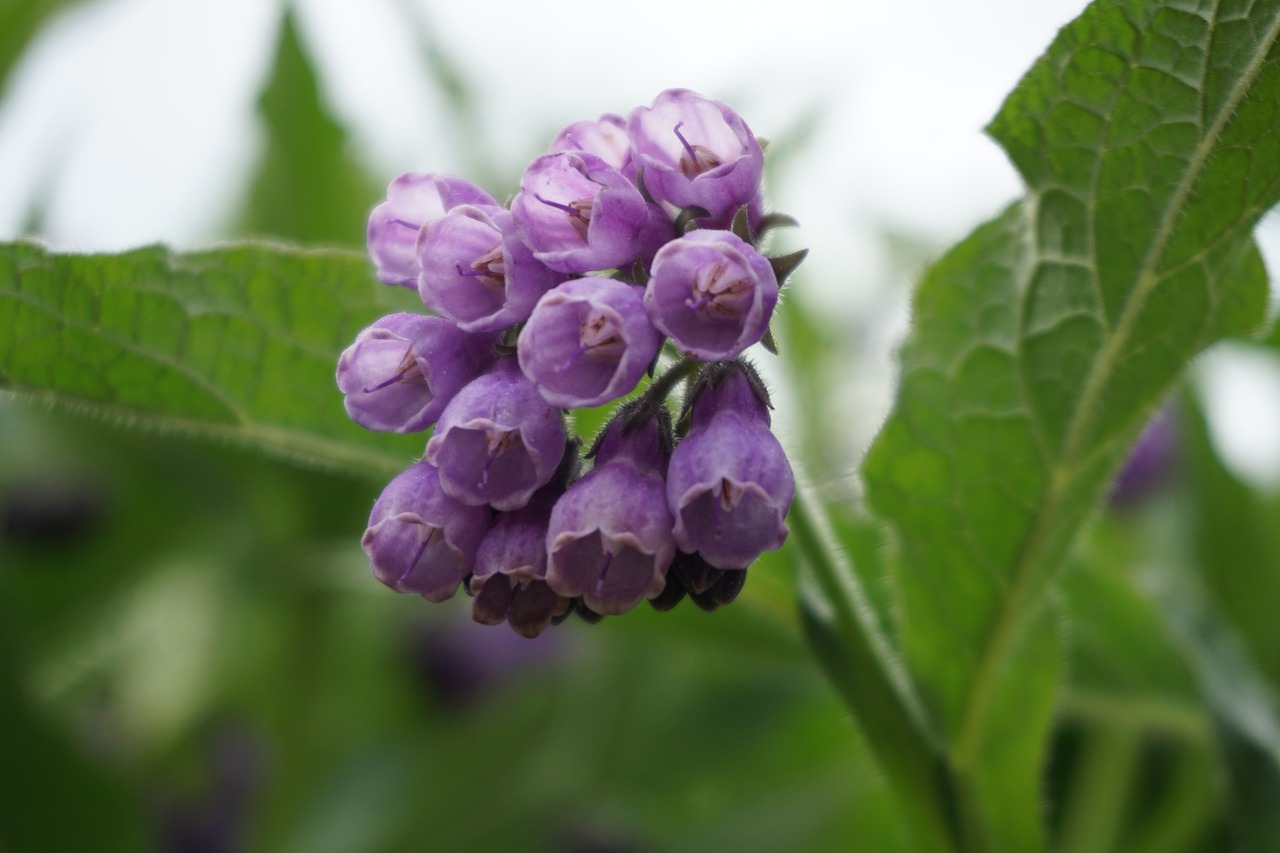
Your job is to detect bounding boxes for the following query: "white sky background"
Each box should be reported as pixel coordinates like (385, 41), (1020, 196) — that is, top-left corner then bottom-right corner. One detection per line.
(0, 0), (1278, 487)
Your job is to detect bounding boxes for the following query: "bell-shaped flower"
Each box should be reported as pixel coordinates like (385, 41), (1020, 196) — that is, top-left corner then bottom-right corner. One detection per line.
(644, 230), (778, 361)
(627, 89), (764, 225)
(510, 152), (651, 274)
(545, 411), (675, 615)
(367, 173), (496, 287)
(336, 313), (498, 433)
(549, 113), (637, 183)
(362, 461), (491, 602)
(667, 367), (793, 568)
(425, 358), (566, 511)
(470, 487), (572, 638)
(417, 205), (563, 334)
(517, 278), (661, 409)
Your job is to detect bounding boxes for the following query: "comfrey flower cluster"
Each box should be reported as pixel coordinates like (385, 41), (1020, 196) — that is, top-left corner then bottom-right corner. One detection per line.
(338, 88), (805, 637)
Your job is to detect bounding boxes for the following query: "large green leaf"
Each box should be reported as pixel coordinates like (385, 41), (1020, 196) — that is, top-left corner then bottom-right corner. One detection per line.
(861, 1), (1279, 848)
(0, 241), (424, 476)
(240, 13), (382, 245)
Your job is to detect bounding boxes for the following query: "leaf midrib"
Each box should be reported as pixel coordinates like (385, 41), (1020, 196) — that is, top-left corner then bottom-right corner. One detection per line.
(953, 1), (1280, 770)
(1, 386), (406, 479)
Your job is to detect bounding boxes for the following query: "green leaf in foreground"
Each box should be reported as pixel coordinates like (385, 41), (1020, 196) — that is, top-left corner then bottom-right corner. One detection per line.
(0, 241), (423, 476)
(859, 1), (1280, 848)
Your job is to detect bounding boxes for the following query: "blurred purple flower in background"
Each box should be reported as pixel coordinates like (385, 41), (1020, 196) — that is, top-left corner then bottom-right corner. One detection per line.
(152, 725), (265, 853)
(1110, 406), (1178, 509)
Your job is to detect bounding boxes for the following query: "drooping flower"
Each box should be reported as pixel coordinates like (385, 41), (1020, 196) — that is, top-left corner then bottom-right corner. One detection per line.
(510, 152), (651, 273)
(336, 313), (498, 433)
(362, 461), (491, 602)
(644, 230), (778, 361)
(424, 358), (566, 511)
(417, 204), (563, 333)
(517, 278), (661, 409)
(667, 366), (793, 568)
(470, 487), (573, 638)
(545, 408), (676, 615)
(627, 89), (764, 225)
(367, 173), (496, 287)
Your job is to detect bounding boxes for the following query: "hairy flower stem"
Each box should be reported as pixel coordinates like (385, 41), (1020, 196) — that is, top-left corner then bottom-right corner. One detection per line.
(790, 482), (965, 853)
(642, 356), (699, 406)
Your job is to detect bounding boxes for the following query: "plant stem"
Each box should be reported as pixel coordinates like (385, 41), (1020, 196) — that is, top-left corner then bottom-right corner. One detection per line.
(790, 481), (963, 852)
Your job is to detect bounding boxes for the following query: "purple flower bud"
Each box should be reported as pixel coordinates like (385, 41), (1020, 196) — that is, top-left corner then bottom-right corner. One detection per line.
(546, 415), (675, 615)
(644, 230), (778, 361)
(627, 89), (764, 224)
(470, 490), (572, 638)
(511, 152), (651, 274)
(425, 358), (566, 511)
(668, 369), (793, 568)
(362, 461), (491, 602)
(517, 278), (661, 409)
(417, 205), (564, 333)
(549, 113), (637, 182)
(336, 313), (498, 433)
(367, 173), (496, 287)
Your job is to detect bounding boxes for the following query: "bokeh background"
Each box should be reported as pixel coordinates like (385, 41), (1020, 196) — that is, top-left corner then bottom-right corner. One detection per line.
(2, 1), (1279, 850)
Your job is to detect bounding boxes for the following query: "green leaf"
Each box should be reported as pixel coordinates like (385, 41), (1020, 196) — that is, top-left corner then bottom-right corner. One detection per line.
(0, 240), (424, 477)
(861, 2), (1280, 848)
(240, 12), (381, 245)
(0, 634), (147, 853)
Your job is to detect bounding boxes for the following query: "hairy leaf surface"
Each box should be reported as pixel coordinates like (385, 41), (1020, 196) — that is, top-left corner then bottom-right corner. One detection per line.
(862, 1), (1279, 848)
(0, 241), (423, 476)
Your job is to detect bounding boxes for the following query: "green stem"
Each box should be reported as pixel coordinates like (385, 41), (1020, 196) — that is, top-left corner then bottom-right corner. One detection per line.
(1057, 726), (1142, 853)
(643, 357), (699, 405)
(790, 481), (962, 852)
